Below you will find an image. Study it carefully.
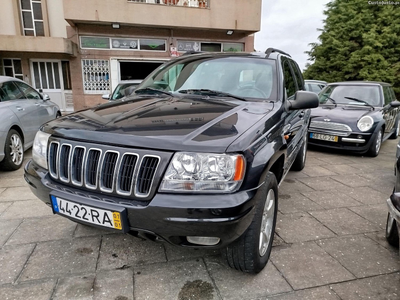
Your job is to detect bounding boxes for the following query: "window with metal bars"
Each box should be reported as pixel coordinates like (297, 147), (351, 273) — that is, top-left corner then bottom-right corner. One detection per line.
(81, 59), (110, 94)
(20, 0), (44, 36)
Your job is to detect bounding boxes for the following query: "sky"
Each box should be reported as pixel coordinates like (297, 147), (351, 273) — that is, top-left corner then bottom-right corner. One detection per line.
(254, 0), (332, 72)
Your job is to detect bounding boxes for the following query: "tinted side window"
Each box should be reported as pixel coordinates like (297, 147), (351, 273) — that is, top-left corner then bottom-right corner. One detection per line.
(281, 58), (296, 99)
(389, 86), (397, 101)
(383, 86), (392, 106)
(14, 81), (42, 99)
(0, 81), (25, 101)
(310, 84), (323, 93)
(289, 60), (304, 91)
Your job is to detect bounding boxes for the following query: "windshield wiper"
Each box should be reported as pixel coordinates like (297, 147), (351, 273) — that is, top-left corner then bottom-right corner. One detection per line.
(178, 89), (247, 101)
(324, 96), (337, 107)
(344, 97), (375, 110)
(134, 88), (172, 97)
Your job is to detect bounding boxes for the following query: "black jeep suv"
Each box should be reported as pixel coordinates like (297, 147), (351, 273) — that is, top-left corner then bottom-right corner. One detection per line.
(25, 49), (318, 273)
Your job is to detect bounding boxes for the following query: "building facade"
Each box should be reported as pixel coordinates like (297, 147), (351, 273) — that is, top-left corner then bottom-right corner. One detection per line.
(0, 0), (262, 111)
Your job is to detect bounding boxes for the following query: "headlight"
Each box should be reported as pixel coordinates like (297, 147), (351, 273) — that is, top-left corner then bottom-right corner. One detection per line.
(357, 116), (374, 132)
(32, 131), (51, 169)
(160, 152), (245, 193)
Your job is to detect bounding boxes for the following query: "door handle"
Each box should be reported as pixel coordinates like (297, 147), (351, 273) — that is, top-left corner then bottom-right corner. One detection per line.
(16, 106), (24, 111)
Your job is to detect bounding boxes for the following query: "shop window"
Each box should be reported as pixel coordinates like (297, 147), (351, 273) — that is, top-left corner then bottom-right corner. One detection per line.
(201, 43), (221, 52)
(140, 39), (166, 51)
(81, 59), (110, 94)
(223, 43), (244, 52)
(2, 59), (23, 80)
(20, 0), (44, 36)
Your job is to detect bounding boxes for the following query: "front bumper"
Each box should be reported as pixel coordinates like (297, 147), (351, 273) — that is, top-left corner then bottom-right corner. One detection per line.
(387, 193), (400, 225)
(24, 159), (259, 249)
(307, 130), (375, 153)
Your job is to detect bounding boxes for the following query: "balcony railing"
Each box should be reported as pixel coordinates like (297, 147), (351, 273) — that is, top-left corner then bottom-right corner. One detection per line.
(128, 0), (209, 8)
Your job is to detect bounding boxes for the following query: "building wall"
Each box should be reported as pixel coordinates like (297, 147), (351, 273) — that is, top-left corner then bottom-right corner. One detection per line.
(64, 0), (261, 32)
(46, 0), (69, 38)
(0, 0), (18, 35)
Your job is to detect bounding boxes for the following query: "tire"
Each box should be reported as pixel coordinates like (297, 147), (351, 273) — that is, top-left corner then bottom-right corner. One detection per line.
(367, 128), (383, 157)
(222, 172), (278, 273)
(291, 134), (308, 171)
(386, 213), (399, 248)
(389, 119), (400, 139)
(0, 129), (24, 171)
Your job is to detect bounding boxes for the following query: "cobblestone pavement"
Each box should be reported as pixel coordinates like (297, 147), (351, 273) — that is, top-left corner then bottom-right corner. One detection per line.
(0, 140), (399, 300)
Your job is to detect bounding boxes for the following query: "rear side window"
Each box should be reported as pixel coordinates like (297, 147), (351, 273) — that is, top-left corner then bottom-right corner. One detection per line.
(0, 81), (25, 101)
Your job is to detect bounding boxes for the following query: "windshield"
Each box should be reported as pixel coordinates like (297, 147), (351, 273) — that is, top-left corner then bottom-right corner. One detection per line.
(138, 56), (277, 100)
(111, 83), (140, 100)
(319, 85), (382, 106)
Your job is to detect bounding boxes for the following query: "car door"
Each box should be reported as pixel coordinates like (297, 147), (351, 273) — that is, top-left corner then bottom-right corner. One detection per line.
(14, 81), (56, 120)
(0, 80), (39, 145)
(281, 57), (304, 170)
(382, 85), (398, 135)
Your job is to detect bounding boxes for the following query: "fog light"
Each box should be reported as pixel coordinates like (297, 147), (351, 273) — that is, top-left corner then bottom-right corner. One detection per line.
(187, 236), (220, 246)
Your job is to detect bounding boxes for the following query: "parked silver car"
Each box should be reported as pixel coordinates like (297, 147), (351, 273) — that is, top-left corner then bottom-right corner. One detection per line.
(0, 76), (60, 170)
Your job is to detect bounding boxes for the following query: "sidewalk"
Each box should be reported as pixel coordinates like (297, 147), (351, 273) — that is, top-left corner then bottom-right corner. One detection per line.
(0, 140), (399, 300)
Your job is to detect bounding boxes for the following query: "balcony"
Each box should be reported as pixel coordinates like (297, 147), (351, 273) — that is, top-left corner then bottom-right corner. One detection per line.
(0, 36), (77, 56)
(63, 0), (261, 33)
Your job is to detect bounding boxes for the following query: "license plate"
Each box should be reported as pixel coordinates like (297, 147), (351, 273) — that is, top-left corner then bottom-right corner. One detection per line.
(310, 133), (338, 142)
(50, 196), (123, 230)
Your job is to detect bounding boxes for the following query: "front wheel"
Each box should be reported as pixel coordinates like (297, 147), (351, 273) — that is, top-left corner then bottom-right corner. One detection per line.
(291, 134), (308, 171)
(367, 128), (383, 157)
(386, 213), (399, 248)
(0, 129), (24, 171)
(222, 172), (278, 273)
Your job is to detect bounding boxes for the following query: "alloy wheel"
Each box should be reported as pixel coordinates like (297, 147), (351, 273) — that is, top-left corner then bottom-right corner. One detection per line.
(259, 189), (276, 256)
(9, 134), (23, 165)
(376, 130), (382, 154)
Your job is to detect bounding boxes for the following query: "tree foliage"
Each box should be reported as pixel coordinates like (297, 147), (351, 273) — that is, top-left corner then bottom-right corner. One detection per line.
(303, 0), (400, 96)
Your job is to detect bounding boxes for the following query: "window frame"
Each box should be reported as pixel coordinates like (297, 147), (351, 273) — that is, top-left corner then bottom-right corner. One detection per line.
(19, 0), (44, 37)
(281, 57), (297, 100)
(2, 59), (23, 80)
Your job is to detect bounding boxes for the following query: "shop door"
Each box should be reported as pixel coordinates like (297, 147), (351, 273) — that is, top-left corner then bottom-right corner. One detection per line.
(30, 60), (66, 111)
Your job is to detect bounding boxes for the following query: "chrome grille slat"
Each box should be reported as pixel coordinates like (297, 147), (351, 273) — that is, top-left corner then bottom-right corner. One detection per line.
(85, 149), (102, 189)
(48, 142), (161, 198)
(117, 153), (138, 196)
(136, 155), (160, 197)
(71, 147), (85, 186)
(310, 121), (352, 137)
(59, 144), (72, 182)
(49, 142), (59, 178)
(100, 151), (119, 193)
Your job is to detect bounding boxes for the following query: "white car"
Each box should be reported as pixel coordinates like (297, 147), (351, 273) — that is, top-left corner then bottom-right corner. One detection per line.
(102, 80), (142, 101)
(0, 76), (60, 170)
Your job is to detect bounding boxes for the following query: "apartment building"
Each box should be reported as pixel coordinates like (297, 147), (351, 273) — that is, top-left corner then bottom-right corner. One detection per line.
(0, 0), (262, 111)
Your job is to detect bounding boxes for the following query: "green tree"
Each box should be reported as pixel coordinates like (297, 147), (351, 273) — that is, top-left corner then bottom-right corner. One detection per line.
(304, 0), (400, 97)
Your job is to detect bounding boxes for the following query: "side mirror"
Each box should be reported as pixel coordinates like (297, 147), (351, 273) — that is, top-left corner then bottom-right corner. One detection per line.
(43, 94), (50, 101)
(102, 93), (110, 100)
(288, 91), (319, 110)
(390, 101), (400, 108)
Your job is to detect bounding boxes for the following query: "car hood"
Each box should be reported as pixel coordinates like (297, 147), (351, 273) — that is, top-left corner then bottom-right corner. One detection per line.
(310, 105), (373, 124)
(43, 95), (274, 152)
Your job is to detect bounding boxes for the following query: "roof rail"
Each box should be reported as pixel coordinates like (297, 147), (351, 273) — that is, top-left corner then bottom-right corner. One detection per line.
(265, 48), (291, 58)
